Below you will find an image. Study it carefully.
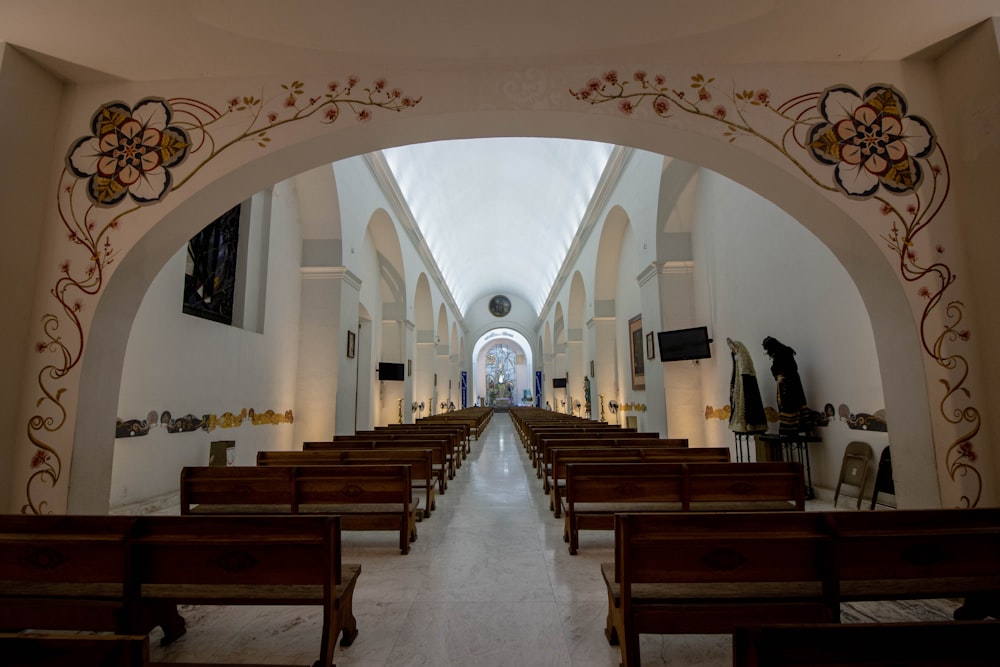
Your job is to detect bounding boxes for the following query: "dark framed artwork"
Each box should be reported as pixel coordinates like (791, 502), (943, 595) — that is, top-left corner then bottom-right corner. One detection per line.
(183, 203), (241, 325)
(407, 359), (412, 377)
(646, 331), (655, 360)
(346, 330), (356, 358)
(628, 315), (645, 390)
(590, 360), (595, 378)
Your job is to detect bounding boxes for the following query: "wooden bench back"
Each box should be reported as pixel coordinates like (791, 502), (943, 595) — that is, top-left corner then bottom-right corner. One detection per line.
(549, 443), (723, 471)
(180, 466), (296, 513)
(0, 515), (137, 633)
(613, 512), (838, 641)
(0, 632), (150, 667)
(567, 462), (685, 505)
(830, 507), (1000, 600)
(131, 515), (342, 589)
(615, 511), (834, 587)
(305, 439), (453, 476)
(296, 464), (414, 506)
(685, 462), (805, 510)
(258, 448), (431, 473)
(733, 620), (1000, 667)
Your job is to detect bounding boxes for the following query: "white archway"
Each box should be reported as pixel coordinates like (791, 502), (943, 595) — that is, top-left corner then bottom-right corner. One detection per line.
(59, 108), (941, 512)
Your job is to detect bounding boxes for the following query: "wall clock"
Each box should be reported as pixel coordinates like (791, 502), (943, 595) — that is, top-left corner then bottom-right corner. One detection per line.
(489, 294), (511, 317)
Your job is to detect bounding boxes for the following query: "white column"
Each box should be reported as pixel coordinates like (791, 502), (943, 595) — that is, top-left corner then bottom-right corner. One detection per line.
(657, 260), (706, 442)
(293, 267), (361, 444)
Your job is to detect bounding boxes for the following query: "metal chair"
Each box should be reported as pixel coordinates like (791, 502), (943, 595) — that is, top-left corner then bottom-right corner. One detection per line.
(870, 446), (895, 509)
(834, 441), (873, 510)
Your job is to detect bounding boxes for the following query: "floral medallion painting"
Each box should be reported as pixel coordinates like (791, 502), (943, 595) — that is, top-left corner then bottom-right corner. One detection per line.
(572, 72), (977, 506)
(26, 78), (421, 513)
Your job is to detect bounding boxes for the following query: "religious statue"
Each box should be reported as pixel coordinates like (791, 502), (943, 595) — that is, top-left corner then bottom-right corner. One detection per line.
(727, 338), (767, 433)
(762, 336), (814, 435)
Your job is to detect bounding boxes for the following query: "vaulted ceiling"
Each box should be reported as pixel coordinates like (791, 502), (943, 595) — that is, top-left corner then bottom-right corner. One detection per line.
(4, 0), (997, 321)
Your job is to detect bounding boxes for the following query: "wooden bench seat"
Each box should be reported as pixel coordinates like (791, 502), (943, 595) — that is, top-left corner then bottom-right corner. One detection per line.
(538, 436), (684, 484)
(0, 632), (150, 667)
(563, 462), (804, 554)
(547, 445), (730, 515)
(132, 515), (359, 667)
(733, 620), (1000, 667)
(180, 465), (420, 554)
(257, 448), (439, 517)
(314, 436), (456, 482)
(356, 428), (465, 468)
(603, 507), (1000, 667)
(0, 515), (141, 635)
(830, 507), (1000, 605)
(0, 514), (361, 667)
(603, 512), (837, 667)
(380, 423), (472, 457)
(533, 431), (668, 473)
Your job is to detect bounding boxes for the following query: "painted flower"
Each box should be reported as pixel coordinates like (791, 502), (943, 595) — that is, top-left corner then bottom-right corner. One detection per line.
(66, 98), (190, 207)
(808, 84), (935, 199)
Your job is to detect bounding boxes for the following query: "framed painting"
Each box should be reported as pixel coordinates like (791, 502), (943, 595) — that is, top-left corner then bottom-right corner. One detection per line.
(346, 330), (356, 358)
(646, 331), (655, 360)
(629, 315), (645, 390)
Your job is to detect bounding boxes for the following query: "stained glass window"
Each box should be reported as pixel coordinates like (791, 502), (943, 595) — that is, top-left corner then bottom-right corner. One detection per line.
(183, 204), (240, 325)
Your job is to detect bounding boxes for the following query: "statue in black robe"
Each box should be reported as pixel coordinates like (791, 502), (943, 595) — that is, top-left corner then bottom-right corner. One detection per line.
(762, 336), (814, 435)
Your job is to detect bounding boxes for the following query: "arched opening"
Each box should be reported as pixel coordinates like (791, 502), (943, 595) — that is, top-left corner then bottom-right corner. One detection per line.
(471, 329), (534, 409)
(67, 110), (936, 513)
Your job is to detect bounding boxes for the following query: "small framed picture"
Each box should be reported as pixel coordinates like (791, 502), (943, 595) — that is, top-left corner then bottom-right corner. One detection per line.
(590, 360), (595, 378)
(346, 330), (356, 358)
(407, 359), (412, 376)
(646, 331), (655, 360)
(628, 315), (645, 390)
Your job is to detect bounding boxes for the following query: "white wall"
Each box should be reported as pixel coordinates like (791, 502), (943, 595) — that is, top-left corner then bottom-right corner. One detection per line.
(691, 169), (888, 500)
(110, 182), (303, 509)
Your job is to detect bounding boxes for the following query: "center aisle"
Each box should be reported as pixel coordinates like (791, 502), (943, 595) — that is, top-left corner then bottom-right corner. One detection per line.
(150, 412), (730, 666)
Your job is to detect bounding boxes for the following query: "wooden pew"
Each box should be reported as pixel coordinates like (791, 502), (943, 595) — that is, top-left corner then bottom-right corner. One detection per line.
(0, 515), (138, 635)
(419, 410), (491, 440)
(533, 431), (666, 472)
(382, 422), (472, 457)
(0, 633), (150, 667)
(131, 515), (360, 667)
(548, 445), (730, 517)
(563, 462), (804, 554)
(603, 512), (837, 667)
(319, 435), (457, 481)
(733, 620), (1000, 667)
(180, 465), (420, 554)
(831, 507), (1000, 610)
(257, 448), (439, 517)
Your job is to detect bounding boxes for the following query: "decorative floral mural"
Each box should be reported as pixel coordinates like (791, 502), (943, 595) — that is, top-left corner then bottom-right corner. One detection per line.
(26, 78), (421, 514)
(572, 72), (978, 506)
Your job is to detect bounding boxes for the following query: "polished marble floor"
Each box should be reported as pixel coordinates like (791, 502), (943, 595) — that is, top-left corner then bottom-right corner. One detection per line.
(147, 414), (956, 666)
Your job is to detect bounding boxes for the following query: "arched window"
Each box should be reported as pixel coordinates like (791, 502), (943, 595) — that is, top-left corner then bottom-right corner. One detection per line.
(485, 343), (518, 406)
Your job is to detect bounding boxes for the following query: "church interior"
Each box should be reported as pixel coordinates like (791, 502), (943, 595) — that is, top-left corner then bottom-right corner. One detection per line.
(2, 1), (1000, 664)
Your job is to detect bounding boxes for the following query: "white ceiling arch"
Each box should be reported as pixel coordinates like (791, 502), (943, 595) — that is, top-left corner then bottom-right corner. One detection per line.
(382, 138), (614, 318)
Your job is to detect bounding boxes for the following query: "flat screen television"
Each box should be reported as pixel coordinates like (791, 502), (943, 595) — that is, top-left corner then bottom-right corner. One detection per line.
(377, 362), (405, 381)
(657, 326), (712, 362)
(552, 377), (567, 389)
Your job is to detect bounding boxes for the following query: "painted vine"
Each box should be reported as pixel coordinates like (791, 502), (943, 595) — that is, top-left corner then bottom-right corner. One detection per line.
(570, 71), (980, 506)
(26, 77), (421, 514)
